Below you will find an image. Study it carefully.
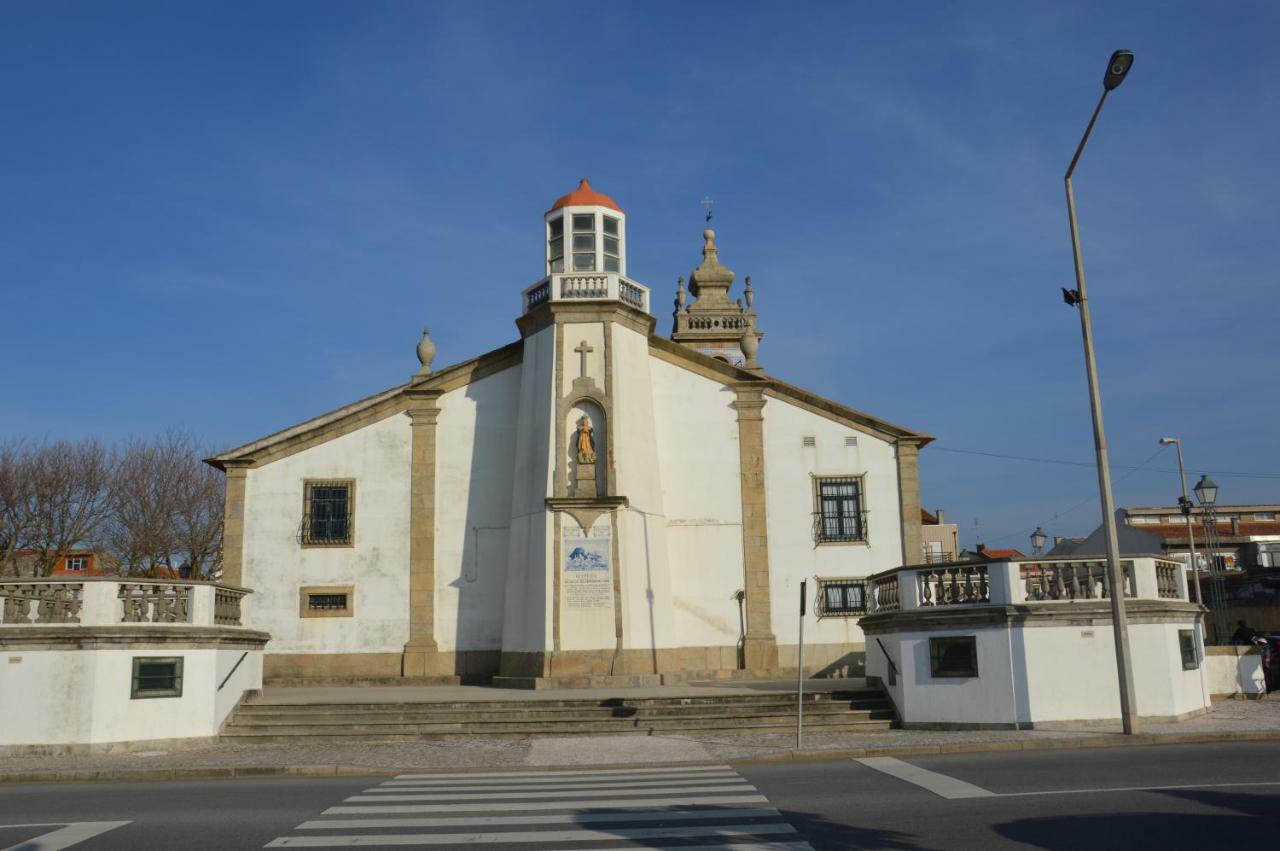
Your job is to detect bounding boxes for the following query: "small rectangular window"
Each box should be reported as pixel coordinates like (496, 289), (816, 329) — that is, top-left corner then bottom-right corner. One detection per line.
(131, 656), (183, 698)
(548, 217), (564, 239)
(303, 480), (354, 546)
(572, 233), (595, 251)
(602, 216), (619, 236)
(1179, 629), (1197, 670)
(929, 636), (978, 678)
(299, 586), (355, 618)
(1256, 512), (1277, 521)
(572, 214), (594, 232)
(65, 555), (89, 571)
(817, 578), (867, 617)
(572, 253), (595, 271)
(814, 476), (864, 543)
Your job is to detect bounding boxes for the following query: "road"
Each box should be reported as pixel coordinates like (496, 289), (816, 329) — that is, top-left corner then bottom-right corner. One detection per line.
(0, 741), (1276, 849)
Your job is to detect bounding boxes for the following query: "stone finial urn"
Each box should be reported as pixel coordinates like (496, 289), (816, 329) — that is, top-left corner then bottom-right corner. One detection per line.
(416, 328), (436, 375)
(740, 326), (760, 367)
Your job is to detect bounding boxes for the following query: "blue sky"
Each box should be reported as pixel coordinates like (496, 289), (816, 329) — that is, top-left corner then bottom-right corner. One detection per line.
(4, 2), (1278, 548)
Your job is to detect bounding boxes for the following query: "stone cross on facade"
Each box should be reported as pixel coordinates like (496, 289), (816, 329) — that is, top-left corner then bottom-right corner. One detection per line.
(574, 340), (594, 378)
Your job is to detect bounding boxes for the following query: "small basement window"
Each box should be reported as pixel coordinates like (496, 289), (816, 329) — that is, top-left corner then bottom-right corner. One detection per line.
(929, 636), (978, 678)
(1179, 629), (1198, 670)
(816, 578), (867, 617)
(299, 586), (355, 618)
(131, 657), (183, 699)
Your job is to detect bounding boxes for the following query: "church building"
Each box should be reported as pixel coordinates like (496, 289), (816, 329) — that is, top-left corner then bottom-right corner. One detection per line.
(207, 180), (933, 686)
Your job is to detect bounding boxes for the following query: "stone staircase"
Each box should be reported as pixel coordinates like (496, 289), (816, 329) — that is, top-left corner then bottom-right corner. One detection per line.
(220, 687), (896, 744)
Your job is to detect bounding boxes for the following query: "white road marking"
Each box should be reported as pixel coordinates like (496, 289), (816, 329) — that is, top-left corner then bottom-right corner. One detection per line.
(1000, 779), (1280, 798)
(391, 764), (733, 780)
(345, 784), (753, 802)
(378, 772), (741, 788)
(264, 822), (796, 847)
(855, 756), (996, 800)
(297, 808), (781, 829)
(367, 777), (750, 793)
(0, 821), (131, 851)
(322, 794), (770, 814)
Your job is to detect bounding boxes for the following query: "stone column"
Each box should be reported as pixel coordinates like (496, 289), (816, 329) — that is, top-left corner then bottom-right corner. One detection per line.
(896, 441), (924, 567)
(220, 461), (252, 587)
(403, 385), (446, 677)
(732, 384), (778, 670)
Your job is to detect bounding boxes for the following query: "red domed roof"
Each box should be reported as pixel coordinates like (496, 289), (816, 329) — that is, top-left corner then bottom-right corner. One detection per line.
(548, 179), (623, 214)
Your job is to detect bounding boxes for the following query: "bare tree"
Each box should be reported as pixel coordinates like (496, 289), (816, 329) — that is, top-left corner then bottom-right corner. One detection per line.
(24, 440), (117, 576)
(0, 441), (35, 575)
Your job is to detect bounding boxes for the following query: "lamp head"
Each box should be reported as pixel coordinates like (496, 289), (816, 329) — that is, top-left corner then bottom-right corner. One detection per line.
(1031, 527), (1048, 552)
(1193, 474), (1219, 507)
(1104, 50), (1134, 91)
(1159, 437), (1177, 446)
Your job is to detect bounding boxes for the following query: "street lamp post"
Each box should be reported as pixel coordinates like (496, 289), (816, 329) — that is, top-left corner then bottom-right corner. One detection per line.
(1159, 437), (1203, 607)
(1061, 49), (1139, 735)
(1194, 475), (1230, 645)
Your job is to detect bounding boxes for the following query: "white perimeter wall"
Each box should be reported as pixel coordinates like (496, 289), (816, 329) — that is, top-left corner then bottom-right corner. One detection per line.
(868, 621), (1209, 726)
(435, 366), (521, 652)
(763, 396), (902, 649)
(1, 647), (262, 748)
(242, 413), (411, 654)
(650, 356), (743, 648)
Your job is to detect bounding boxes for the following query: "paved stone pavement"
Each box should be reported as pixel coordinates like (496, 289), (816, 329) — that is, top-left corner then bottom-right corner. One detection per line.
(2, 697), (1275, 778)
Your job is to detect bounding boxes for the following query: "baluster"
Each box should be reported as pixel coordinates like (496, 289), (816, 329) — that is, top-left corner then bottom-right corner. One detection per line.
(1100, 564), (1111, 599)
(921, 571), (935, 606)
(979, 567), (990, 602)
(1052, 565), (1065, 600)
(1068, 565), (1081, 599)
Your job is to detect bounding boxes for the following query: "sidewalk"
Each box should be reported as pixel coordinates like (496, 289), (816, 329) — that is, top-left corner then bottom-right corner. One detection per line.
(2, 694), (1275, 783)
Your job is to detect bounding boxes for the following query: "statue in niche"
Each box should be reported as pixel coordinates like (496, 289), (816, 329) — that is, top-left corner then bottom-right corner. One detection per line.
(575, 416), (597, 464)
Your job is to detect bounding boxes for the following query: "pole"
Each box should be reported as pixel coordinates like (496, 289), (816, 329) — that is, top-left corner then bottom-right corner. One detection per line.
(1065, 89), (1140, 735)
(1171, 441), (1203, 606)
(796, 580), (806, 750)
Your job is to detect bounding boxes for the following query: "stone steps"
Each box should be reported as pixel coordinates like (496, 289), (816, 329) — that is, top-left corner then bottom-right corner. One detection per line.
(220, 688), (897, 743)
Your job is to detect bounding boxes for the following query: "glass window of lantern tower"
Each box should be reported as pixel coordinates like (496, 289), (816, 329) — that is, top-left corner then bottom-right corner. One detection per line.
(572, 214), (595, 271)
(547, 216), (564, 273)
(603, 215), (620, 272)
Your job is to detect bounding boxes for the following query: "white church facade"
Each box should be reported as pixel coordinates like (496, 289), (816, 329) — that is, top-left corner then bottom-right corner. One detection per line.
(208, 180), (933, 686)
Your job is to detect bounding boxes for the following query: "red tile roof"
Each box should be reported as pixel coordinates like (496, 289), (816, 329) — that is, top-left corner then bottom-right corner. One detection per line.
(1127, 522), (1279, 541)
(981, 548), (1026, 560)
(921, 509), (939, 524)
(549, 179), (623, 214)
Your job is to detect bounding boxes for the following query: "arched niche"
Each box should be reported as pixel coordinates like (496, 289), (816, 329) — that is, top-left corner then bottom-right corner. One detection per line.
(566, 399), (606, 498)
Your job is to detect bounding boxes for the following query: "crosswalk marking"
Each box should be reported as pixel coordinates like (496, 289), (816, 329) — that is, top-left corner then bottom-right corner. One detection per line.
(297, 809), (781, 829)
(379, 773), (742, 789)
(391, 764), (735, 780)
(322, 794), (771, 814)
(344, 784), (754, 802)
(268, 765), (811, 849)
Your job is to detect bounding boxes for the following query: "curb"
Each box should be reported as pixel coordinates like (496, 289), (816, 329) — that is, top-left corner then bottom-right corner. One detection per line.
(732, 729), (1280, 765)
(2, 730), (1278, 785)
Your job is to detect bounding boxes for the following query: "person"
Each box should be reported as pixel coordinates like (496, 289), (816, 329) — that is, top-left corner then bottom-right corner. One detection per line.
(1230, 619), (1257, 646)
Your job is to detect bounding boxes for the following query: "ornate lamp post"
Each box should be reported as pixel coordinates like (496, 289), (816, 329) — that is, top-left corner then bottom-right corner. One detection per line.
(1030, 527), (1048, 556)
(1061, 49), (1139, 734)
(1194, 475), (1230, 644)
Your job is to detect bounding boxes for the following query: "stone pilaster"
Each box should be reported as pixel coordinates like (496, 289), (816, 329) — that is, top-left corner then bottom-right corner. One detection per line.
(220, 461), (251, 587)
(896, 441), (923, 566)
(403, 385), (447, 677)
(732, 383), (778, 670)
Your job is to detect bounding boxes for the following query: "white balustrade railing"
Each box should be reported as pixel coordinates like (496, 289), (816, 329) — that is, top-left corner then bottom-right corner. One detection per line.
(522, 273), (651, 314)
(0, 578), (249, 627)
(867, 555), (1189, 614)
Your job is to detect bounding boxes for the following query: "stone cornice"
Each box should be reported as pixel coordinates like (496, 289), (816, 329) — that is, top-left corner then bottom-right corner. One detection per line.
(0, 626), (271, 650)
(516, 301), (656, 338)
(858, 599), (1204, 634)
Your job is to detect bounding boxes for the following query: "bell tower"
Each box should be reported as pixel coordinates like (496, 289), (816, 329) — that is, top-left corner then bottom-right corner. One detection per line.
(671, 229), (762, 370)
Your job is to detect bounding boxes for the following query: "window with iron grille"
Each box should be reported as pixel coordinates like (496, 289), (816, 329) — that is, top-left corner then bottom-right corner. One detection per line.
(814, 476), (865, 543)
(302, 480), (354, 546)
(131, 656), (183, 698)
(308, 593), (349, 610)
(816, 578), (867, 617)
